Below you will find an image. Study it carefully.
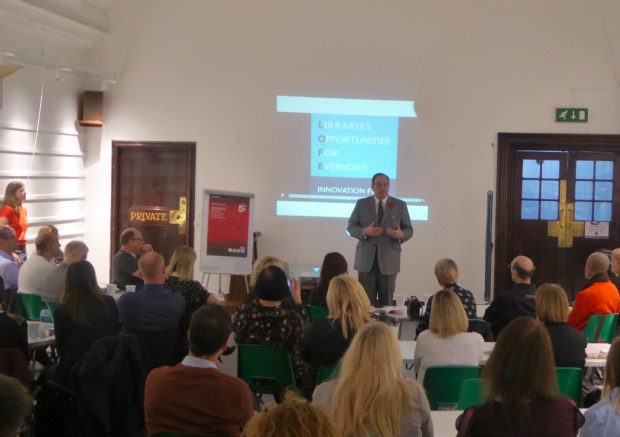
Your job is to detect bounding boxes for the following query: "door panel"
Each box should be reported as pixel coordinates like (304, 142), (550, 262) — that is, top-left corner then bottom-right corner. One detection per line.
(111, 142), (196, 272)
(496, 134), (620, 301)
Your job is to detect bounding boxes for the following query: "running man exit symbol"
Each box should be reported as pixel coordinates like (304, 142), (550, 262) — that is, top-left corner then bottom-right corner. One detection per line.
(555, 107), (588, 123)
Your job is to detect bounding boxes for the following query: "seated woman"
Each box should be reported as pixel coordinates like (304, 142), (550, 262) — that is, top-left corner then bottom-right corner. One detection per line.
(307, 252), (348, 308)
(244, 391), (337, 437)
(416, 258), (477, 336)
(54, 261), (119, 384)
(301, 274), (370, 396)
(581, 337), (620, 436)
(414, 288), (485, 383)
(233, 265), (306, 383)
(456, 317), (585, 436)
(535, 283), (587, 368)
(313, 322), (433, 437)
(165, 245), (219, 335)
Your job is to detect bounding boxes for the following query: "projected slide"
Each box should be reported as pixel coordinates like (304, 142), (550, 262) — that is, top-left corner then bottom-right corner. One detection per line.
(276, 96), (428, 221)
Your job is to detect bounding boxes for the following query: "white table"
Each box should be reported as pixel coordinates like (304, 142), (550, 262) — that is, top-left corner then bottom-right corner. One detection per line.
(400, 341), (609, 368)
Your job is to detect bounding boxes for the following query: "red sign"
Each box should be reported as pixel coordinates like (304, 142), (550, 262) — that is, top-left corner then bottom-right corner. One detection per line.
(206, 194), (250, 257)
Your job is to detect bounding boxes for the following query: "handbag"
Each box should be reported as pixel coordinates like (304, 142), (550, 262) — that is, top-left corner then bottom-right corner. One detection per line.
(405, 296), (424, 320)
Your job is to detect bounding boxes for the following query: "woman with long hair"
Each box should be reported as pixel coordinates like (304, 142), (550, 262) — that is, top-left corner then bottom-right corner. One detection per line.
(0, 181), (28, 260)
(581, 337), (620, 436)
(535, 283), (587, 368)
(301, 275), (370, 396)
(414, 288), (484, 382)
(165, 245), (219, 335)
(308, 252), (348, 308)
(54, 260), (119, 383)
(456, 317), (584, 436)
(313, 321), (433, 437)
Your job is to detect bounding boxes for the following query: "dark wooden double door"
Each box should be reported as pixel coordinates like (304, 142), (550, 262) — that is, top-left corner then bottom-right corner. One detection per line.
(111, 142), (196, 268)
(495, 134), (620, 300)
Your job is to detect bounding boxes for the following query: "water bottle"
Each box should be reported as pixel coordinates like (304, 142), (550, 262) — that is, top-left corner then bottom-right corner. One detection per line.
(39, 304), (52, 338)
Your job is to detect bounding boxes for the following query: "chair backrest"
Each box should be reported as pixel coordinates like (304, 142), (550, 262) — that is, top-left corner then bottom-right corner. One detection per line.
(43, 301), (59, 323)
(307, 305), (328, 321)
(423, 366), (482, 410)
(457, 378), (486, 410)
(467, 319), (494, 341)
(583, 314), (603, 342)
(129, 329), (185, 381)
(19, 293), (43, 321)
(237, 343), (298, 396)
(556, 367), (582, 406)
(316, 364), (339, 385)
(598, 313), (618, 343)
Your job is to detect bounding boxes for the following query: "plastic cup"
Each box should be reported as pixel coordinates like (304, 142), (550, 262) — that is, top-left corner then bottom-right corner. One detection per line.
(125, 285), (136, 292)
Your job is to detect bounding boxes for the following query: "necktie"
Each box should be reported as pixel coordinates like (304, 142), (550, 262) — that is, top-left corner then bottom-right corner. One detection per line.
(378, 200), (384, 224)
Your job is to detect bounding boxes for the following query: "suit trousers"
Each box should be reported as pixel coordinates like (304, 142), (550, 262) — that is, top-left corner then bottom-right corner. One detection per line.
(358, 250), (396, 307)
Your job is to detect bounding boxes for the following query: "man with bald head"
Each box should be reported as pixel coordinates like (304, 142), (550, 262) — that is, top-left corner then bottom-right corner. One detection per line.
(117, 251), (185, 333)
(567, 252), (620, 331)
(483, 255), (537, 338)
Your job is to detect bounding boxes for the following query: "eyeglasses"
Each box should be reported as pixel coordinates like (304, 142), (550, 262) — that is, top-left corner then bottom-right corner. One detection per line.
(132, 237), (144, 241)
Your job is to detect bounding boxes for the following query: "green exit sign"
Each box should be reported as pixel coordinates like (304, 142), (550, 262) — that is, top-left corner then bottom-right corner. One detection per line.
(556, 108), (588, 123)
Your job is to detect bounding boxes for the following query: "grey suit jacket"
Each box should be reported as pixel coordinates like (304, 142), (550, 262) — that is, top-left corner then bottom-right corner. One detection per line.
(347, 196), (413, 275)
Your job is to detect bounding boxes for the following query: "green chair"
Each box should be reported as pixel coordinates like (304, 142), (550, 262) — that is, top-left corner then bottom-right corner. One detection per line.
(316, 364), (339, 385)
(18, 293), (43, 321)
(457, 378), (487, 410)
(422, 366), (481, 410)
(583, 314), (602, 342)
(237, 344), (298, 398)
(307, 305), (329, 321)
(598, 314), (618, 343)
(43, 300), (59, 323)
(556, 367), (582, 406)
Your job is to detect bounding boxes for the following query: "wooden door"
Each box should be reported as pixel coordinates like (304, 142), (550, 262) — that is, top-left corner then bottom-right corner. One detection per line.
(111, 142), (196, 270)
(495, 134), (620, 300)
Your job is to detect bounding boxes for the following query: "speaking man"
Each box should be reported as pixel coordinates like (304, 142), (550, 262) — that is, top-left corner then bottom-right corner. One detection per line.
(347, 173), (413, 307)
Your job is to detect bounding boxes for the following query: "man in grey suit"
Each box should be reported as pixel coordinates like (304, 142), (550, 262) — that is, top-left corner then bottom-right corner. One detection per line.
(347, 173), (413, 307)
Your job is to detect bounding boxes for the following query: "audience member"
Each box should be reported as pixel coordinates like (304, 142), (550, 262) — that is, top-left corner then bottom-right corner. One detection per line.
(53, 260), (119, 384)
(0, 181), (28, 261)
(245, 255), (303, 310)
(483, 255), (536, 338)
(414, 288), (485, 382)
(17, 230), (60, 295)
(0, 374), (32, 437)
(567, 252), (620, 331)
(233, 266), (306, 384)
(0, 225), (20, 289)
(535, 283), (586, 368)
(37, 225), (63, 264)
(313, 322), (433, 437)
(145, 304), (253, 436)
(111, 227), (153, 290)
(301, 274), (370, 397)
(41, 240), (88, 303)
(308, 252), (348, 308)
(244, 391), (337, 437)
(0, 287), (28, 359)
(580, 337), (620, 436)
(456, 317), (584, 436)
(164, 245), (219, 335)
(416, 258), (477, 336)
(117, 251), (184, 333)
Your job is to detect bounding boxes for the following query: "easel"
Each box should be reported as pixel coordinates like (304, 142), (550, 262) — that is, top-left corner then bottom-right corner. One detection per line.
(201, 272), (250, 301)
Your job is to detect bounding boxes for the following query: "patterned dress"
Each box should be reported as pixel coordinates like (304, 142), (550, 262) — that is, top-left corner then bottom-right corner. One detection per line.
(416, 283), (478, 337)
(164, 276), (212, 335)
(233, 301), (306, 382)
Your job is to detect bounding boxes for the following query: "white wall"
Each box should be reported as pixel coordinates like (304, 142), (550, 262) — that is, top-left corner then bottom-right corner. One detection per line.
(78, 0), (620, 299)
(0, 68), (87, 259)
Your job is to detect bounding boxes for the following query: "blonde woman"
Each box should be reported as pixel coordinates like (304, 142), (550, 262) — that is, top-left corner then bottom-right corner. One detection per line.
(165, 246), (219, 334)
(535, 283), (586, 368)
(313, 321), (433, 437)
(413, 289), (484, 383)
(244, 391), (337, 437)
(301, 275), (371, 396)
(581, 337), (620, 436)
